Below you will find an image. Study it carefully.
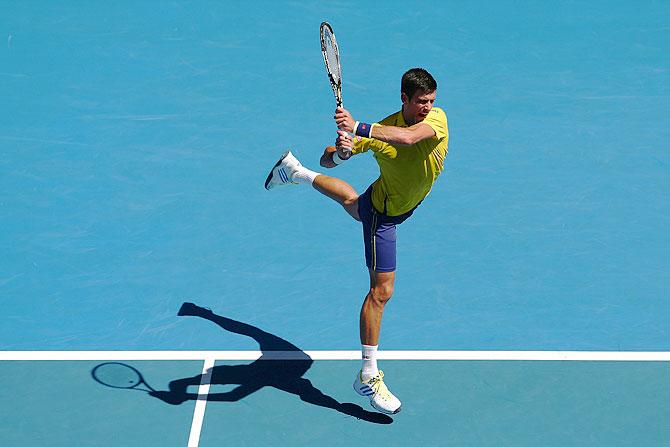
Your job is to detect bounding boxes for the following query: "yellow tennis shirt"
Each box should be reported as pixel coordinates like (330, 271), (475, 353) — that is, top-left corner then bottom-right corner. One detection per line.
(351, 107), (449, 216)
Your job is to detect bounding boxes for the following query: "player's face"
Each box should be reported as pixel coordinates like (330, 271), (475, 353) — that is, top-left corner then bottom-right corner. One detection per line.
(401, 89), (436, 125)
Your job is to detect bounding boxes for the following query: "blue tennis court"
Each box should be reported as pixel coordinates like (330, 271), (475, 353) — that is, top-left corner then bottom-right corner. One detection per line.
(1, 1), (669, 446)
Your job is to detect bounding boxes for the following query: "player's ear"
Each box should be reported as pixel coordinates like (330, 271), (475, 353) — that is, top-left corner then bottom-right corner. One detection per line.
(401, 92), (409, 105)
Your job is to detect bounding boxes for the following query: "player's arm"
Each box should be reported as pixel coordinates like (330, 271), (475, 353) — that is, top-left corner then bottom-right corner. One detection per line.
(370, 122), (435, 145)
(320, 146), (339, 168)
(320, 131), (354, 168)
(335, 107), (435, 146)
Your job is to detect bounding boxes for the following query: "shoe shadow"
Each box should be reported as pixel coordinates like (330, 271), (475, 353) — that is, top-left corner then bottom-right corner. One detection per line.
(149, 302), (393, 424)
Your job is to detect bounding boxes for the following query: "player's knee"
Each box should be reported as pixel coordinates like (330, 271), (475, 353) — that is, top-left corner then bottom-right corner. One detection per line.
(342, 193), (358, 208)
(342, 194), (360, 221)
(370, 283), (394, 304)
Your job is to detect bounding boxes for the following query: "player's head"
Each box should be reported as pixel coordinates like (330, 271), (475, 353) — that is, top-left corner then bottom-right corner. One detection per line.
(401, 68), (437, 100)
(401, 68), (437, 125)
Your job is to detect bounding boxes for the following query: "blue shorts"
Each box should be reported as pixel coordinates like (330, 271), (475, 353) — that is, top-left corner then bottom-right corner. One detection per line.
(357, 186), (417, 272)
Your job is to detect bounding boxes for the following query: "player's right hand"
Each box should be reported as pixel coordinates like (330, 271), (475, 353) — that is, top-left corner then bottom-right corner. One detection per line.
(335, 107), (355, 133)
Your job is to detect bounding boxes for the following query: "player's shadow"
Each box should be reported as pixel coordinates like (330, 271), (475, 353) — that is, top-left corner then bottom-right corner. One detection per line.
(149, 302), (392, 424)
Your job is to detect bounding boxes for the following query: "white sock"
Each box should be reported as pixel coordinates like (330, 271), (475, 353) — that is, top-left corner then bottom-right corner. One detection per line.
(361, 344), (379, 380)
(291, 166), (320, 185)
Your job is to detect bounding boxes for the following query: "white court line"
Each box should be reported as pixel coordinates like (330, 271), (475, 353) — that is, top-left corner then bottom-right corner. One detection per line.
(187, 357), (215, 447)
(2, 350), (670, 361)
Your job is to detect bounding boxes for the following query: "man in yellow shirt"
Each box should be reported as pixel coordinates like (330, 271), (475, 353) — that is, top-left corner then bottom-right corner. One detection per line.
(265, 68), (448, 415)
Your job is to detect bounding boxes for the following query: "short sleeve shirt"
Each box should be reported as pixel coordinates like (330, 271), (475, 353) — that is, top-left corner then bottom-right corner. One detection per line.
(351, 107), (449, 216)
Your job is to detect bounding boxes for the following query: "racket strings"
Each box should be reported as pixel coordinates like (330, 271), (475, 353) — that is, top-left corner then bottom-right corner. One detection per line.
(320, 22), (342, 106)
(323, 31), (341, 84)
(93, 363), (143, 389)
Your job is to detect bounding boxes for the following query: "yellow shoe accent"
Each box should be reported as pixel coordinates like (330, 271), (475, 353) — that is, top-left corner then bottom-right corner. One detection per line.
(353, 370), (402, 415)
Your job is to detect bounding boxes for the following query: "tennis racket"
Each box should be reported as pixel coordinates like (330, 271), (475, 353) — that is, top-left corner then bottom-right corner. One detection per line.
(92, 362), (156, 393)
(320, 21), (343, 107)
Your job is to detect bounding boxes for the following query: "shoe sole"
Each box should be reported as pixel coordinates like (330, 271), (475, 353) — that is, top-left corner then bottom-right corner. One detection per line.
(264, 151), (290, 190)
(372, 401), (402, 415)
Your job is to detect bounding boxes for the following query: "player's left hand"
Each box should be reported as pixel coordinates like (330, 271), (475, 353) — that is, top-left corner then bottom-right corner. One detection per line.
(336, 130), (353, 155)
(335, 107), (355, 133)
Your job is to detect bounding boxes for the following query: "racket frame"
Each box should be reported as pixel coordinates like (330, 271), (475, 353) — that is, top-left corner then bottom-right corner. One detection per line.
(92, 361), (156, 393)
(320, 21), (343, 107)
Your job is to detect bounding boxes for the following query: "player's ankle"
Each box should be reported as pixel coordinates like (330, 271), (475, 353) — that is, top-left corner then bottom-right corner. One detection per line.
(361, 344), (379, 380)
(292, 166), (320, 185)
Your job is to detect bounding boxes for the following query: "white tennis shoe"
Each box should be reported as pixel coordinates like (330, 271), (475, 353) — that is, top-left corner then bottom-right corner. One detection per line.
(353, 370), (402, 415)
(264, 150), (302, 190)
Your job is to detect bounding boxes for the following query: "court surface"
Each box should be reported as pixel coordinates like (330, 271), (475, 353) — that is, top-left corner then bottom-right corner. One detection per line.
(1, 1), (669, 446)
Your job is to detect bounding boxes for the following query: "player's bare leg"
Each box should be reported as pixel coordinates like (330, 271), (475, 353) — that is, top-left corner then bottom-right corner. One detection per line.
(353, 269), (401, 414)
(312, 174), (360, 221)
(264, 150), (360, 220)
(360, 270), (395, 346)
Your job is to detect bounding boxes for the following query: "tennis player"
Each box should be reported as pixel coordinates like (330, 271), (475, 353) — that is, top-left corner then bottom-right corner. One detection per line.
(265, 68), (448, 415)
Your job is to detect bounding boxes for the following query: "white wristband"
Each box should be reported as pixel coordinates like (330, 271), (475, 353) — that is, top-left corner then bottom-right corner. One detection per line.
(332, 151), (348, 165)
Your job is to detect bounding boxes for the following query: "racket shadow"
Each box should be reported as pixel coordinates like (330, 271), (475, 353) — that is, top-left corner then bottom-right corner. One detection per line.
(148, 302), (393, 424)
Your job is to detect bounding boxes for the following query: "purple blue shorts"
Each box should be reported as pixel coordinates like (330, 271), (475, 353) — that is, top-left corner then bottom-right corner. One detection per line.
(357, 186), (417, 272)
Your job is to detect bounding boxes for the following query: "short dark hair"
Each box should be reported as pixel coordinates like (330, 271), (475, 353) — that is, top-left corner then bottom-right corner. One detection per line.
(401, 68), (437, 100)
